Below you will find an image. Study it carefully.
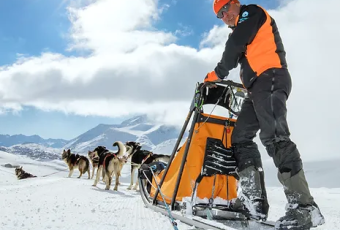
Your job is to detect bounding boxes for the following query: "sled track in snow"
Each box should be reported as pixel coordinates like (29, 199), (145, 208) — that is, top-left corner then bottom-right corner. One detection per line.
(0, 177), (192, 230)
(0, 177), (65, 192)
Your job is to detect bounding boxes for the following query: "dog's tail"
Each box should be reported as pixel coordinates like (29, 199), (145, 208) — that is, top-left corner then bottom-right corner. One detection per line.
(112, 141), (127, 158)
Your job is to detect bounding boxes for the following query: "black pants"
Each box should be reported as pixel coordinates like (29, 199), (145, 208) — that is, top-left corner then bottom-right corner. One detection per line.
(232, 68), (302, 176)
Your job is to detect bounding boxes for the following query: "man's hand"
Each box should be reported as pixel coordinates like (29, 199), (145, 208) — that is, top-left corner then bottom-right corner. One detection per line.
(204, 71), (222, 83)
(204, 71), (222, 88)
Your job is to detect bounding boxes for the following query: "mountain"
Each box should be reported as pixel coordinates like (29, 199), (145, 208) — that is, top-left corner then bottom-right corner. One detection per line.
(0, 115), (186, 159)
(63, 115), (185, 153)
(0, 134), (68, 148)
(0, 143), (61, 161)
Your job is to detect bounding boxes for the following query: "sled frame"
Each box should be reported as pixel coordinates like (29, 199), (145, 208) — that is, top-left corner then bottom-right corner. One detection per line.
(151, 80), (246, 210)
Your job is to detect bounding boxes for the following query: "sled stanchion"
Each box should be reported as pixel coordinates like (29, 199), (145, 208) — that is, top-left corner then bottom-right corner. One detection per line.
(152, 101), (196, 206)
(170, 110), (200, 210)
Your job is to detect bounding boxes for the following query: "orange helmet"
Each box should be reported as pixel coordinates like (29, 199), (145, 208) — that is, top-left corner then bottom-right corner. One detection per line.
(213, 0), (239, 18)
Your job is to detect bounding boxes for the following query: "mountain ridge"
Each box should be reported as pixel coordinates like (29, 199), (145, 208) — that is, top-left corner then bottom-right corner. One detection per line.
(0, 115), (184, 157)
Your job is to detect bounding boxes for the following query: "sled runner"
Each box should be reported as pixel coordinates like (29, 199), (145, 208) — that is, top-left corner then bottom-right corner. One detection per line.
(138, 80), (276, 230)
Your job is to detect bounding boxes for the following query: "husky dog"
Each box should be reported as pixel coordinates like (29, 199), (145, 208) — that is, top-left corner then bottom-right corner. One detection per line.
(125, 141), (170, 191)
(92, 141), (130, 191)
(88, 145), (111, 183)
(89, 143), (135, 183)
(61, 149), (90, 179)
(15, 166), (37, 180)
(88, 150), (99, 179)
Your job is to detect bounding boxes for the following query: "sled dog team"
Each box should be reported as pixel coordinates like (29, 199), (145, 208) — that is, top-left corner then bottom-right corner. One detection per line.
(59, 140), (170, 191)
(16, 141), (170, 191)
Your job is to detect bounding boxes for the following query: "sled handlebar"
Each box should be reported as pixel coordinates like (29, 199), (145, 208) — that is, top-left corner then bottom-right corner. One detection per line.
(216, 80), (244, 88)
(200, 80), (245, 92)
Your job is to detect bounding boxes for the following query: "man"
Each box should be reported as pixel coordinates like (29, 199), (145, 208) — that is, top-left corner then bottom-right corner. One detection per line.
(204, 0), (325, 229)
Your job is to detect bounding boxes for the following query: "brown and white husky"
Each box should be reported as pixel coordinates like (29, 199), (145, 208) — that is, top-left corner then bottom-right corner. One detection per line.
(61, 149), (90, 179)
(15, 166), (37, 180)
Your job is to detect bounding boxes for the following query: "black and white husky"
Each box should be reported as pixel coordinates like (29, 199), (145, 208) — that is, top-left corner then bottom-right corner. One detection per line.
(90, 141), (132, 191)
(125, 141), (170, 191)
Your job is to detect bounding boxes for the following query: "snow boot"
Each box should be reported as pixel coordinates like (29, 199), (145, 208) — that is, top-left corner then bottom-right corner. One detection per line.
(238, 165), (269, 221)
(275, 202), (325, 230)
(275, 169), (325, 229)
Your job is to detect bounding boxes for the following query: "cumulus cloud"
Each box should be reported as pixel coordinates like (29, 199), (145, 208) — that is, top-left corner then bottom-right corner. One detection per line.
(0, 0), (235, 120)
(0, 0), (339, 160)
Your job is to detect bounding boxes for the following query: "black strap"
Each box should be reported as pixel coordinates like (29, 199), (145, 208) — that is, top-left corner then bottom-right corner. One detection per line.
(197, 114), (235, 127)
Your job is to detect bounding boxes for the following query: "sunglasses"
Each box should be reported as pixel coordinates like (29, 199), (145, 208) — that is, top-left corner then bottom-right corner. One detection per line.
(216, 3), (231, 19)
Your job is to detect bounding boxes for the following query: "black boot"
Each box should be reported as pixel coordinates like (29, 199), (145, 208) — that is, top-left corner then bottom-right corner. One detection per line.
(238, 166), (269, 221)
(275, 202), (325, 230)
(276, 170), (325, 229)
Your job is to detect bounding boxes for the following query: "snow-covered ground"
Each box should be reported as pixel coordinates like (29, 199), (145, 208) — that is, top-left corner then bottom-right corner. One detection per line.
(0, 150), (338, 230)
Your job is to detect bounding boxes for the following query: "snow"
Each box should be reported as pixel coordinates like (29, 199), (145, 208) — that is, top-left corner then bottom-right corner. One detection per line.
(113, 124), (162, 137)
(0, 150), (338, 230)
(62, 137), (79, 149)
(71, 134), (107, 152)
(151, 138), (188, 155)
(113, 125), (146, 136)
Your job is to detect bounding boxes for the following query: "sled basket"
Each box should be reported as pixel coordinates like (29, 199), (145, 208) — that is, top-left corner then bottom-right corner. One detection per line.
(138, 80), (247, 216)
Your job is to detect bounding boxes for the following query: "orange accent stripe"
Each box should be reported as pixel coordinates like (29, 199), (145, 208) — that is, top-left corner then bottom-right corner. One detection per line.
(246, 6), (282, 76)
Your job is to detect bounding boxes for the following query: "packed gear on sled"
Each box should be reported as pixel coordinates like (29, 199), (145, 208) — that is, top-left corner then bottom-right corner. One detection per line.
(137, 80), (273, 230)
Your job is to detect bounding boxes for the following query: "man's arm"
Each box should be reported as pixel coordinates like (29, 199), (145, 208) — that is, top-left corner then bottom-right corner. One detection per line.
(212, 5), (267, 79)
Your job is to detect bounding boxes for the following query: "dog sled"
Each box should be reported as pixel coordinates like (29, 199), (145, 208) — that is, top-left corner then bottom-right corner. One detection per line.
(137, 80), (276, 229)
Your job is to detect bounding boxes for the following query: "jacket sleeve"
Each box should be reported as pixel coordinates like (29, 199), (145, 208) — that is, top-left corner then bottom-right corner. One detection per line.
(214, 5), (267, 79)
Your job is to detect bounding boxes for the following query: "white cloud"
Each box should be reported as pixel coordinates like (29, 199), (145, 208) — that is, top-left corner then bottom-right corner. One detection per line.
(0, 103), (22, 115)
(0, 0), (339, 160)
(0, 0), (234, 120)
(175, 23), (194, 37)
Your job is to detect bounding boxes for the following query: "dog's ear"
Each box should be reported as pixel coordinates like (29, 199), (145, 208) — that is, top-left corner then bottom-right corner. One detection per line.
(67, 149), (71, 154)
(20, 166), (23, 169)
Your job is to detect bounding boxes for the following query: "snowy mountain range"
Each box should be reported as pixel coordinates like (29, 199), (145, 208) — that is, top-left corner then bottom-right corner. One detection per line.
(0, 134), (67, 148)
(0, 143), (61, 161)
(63, 115), (183, 153)
(0, 115), (184, 160)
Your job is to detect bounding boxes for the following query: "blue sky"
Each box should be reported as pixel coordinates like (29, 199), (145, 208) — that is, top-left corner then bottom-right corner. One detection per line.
(0, 0), (279, 140)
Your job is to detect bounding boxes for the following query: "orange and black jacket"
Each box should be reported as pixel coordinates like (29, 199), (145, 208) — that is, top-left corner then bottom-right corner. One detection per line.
(212, 4), (287, 89)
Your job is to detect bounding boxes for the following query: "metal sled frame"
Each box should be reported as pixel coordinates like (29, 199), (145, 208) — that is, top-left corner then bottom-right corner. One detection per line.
(141, 81), (246, 210)
(151, 80), (245, 209)
(137, 81), (278, 229)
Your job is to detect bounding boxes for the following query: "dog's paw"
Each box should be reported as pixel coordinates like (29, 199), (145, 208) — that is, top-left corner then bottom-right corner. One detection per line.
(105, 187), (110, 190)
(127, 187), (132, 190)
